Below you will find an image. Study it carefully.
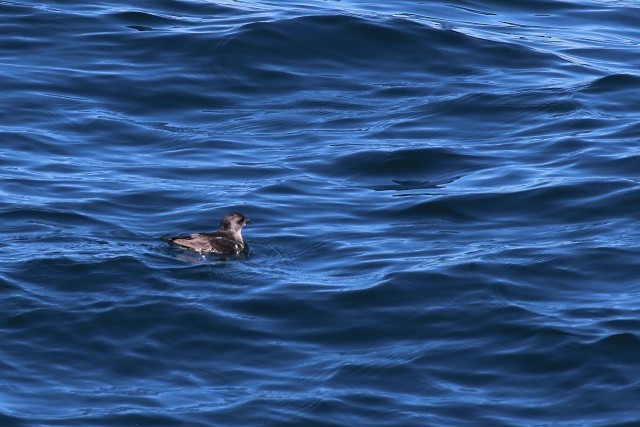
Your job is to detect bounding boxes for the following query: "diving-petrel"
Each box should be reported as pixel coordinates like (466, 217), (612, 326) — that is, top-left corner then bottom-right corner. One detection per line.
(167, 212), (249, 256)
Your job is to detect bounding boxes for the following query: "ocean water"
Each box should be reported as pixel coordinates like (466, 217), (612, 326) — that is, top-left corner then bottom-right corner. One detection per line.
(1, 0), (639, 425)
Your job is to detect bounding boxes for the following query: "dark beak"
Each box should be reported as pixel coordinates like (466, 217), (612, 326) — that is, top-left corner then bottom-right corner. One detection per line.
(244, 218), (251, 225)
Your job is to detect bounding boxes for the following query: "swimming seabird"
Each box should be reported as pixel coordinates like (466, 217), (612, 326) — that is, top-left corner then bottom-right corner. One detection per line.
(167, 212), (249, 256)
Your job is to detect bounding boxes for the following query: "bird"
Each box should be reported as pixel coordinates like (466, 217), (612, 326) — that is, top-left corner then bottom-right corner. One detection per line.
(167, 212), (250, 256)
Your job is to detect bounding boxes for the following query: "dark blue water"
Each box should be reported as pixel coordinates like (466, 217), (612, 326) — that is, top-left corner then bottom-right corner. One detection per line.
(2, 0), (640, 425)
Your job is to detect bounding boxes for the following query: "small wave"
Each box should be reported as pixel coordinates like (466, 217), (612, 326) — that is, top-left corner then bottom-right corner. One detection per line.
(391, 179), (638, 225)
(582, 74), (640, 94)
(329, 147), (485, 179)
(212, 13), (562, 85)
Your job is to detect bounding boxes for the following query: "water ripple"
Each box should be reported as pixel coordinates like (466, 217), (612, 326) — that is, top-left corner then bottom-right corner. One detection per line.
(2, 0), (640, 425)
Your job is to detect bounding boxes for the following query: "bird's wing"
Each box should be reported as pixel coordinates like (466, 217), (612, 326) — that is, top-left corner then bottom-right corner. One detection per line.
(198, 233), (243, 254)
(169, 235), (208, 251)
(170, 232), (242, 254)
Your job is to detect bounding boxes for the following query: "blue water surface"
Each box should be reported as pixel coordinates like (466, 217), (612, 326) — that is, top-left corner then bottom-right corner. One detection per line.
(1, 0), (640, 425)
